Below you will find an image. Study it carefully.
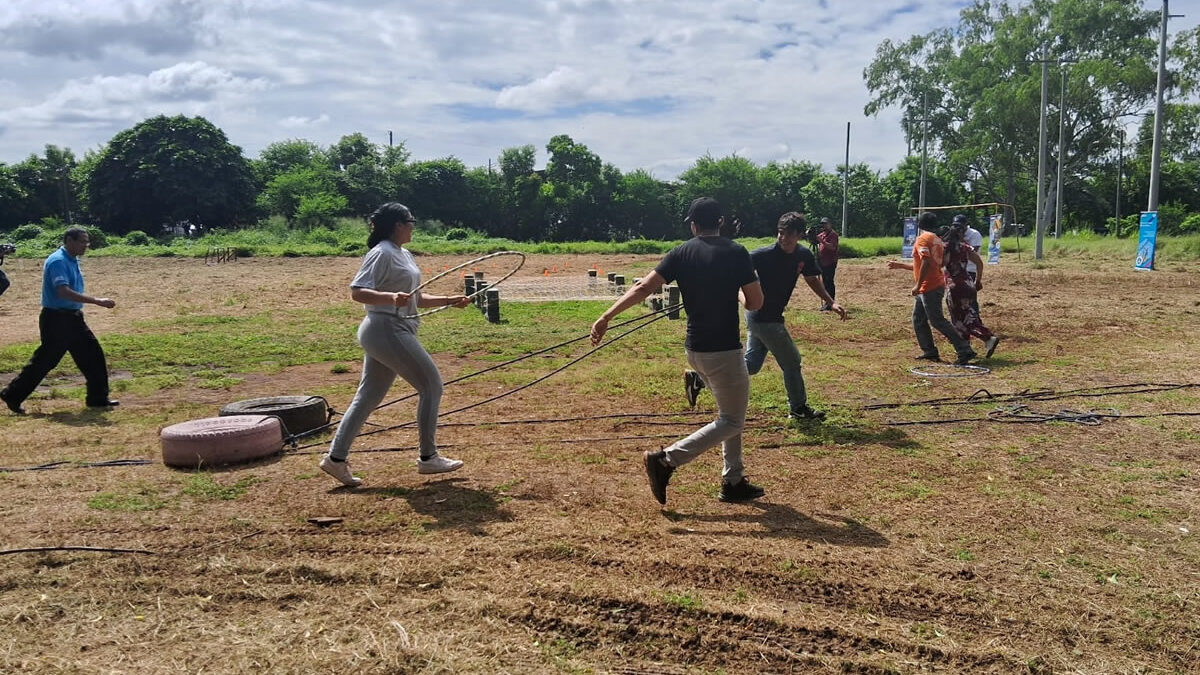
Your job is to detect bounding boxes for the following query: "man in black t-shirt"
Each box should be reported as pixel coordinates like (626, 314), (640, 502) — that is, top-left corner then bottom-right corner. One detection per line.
(591, 197), (765, 506)
(745, 212), (845, 420)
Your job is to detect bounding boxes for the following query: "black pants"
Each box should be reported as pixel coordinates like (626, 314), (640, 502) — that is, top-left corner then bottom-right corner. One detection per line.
(820, 263), (837, 302)
(2, 309), (109, 406)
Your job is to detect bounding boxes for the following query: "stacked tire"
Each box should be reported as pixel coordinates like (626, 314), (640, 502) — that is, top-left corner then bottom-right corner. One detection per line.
(218, 396), (329, 438)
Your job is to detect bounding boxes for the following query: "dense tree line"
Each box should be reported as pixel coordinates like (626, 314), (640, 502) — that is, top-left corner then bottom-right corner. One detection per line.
(1, 0), (1197, 241)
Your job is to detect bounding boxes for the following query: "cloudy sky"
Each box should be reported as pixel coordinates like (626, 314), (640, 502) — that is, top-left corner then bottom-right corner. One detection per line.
(0, 1), (1193, 179)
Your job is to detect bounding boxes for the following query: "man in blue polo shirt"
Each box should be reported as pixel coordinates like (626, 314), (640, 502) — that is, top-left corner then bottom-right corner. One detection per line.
(1, 228), (118, 414)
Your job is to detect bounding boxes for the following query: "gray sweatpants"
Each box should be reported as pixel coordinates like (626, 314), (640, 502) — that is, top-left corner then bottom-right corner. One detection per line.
(327, 312), (443, 460)
(662, 348), (748, 484)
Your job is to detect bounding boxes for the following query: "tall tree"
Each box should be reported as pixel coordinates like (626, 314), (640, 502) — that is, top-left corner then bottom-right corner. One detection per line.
(864, 0), (1167, 232)
(86, 115), (256, 233)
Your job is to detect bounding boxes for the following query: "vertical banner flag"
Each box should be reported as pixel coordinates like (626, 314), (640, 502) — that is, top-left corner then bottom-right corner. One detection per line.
(902, 217), (917, 259)
(1135, 212), (1157, 271)
(987, 214), (1003, 264)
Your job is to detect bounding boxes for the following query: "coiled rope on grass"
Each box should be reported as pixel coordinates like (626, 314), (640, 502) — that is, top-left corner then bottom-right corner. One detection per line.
(286, 303), (680, 451)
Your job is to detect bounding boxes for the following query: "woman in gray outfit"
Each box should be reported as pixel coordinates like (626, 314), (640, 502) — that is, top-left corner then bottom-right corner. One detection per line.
(320, 202), (471, 487)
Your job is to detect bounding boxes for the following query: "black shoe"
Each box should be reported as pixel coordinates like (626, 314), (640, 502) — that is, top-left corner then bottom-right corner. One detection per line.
(643, 450), (674, 505)
(719, 477), (765, 503)
(683, 370), (704, 408)
(914, 352), (941, 361)
(984, 336), (1000, 358)
(87, 399), (120, 408)
(954, 352), (977, 366)
(790, 405), (826, 421)
(819, 304), (831, 311)
(0, 388), (25, 415)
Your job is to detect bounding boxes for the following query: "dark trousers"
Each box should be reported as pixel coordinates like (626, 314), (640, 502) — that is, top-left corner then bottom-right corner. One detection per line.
(820, 263), (837, 303)
(3, 309), (109, 405)
(912, 287), (974, 359)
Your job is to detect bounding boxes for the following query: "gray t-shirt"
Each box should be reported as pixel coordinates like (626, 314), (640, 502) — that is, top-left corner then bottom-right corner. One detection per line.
(351, 240), (421, 326)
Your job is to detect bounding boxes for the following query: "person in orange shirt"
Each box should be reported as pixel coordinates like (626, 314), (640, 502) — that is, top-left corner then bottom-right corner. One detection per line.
(887, 212), (976, 365)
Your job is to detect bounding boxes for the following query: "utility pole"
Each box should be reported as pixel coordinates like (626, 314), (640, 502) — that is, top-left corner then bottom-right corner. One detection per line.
(841, 122), (850, 236)
(1115, 127), (1124, 229)
(1147, 0), (1184, 212)
(388, 130), (393, 148)
(918, 92), (928, 213)
(1035, 50), (1049, 259)
(1055, 66), (1067, 238)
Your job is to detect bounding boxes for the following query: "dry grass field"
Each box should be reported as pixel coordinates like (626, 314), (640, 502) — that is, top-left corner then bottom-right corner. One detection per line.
(0, 251), (1197, 674)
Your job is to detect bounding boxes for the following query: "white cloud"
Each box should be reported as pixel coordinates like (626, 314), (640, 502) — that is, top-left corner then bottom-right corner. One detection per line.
(280, 113), (331, 129)
(0, 62), (268, 127)
(1, 1), (1193, 179)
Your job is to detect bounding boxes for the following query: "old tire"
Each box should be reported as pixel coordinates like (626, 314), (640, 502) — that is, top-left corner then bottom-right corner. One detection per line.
(219, 395), (329, 437)
(161, 415), (284, 468)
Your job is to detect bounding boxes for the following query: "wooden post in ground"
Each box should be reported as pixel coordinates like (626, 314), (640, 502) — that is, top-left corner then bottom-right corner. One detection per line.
(485, 288), (500, 323)
(667, 285), (681, 319)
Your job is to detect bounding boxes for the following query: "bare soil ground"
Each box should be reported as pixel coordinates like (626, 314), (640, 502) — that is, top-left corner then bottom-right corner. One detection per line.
(0, 252), (1198, 674)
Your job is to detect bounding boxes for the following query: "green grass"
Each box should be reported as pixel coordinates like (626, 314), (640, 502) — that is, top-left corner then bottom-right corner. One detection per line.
(182, 474), (263, 501)
(7, 218), (1198, 260)
(88, 486), (166, 511)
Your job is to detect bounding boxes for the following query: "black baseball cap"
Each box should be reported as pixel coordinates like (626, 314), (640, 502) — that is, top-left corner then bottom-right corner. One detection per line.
(683, 197), (722, 230)
(952, 214), (968, 225)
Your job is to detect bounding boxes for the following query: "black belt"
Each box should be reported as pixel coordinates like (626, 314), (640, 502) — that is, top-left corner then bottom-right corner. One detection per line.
(43, 307), (83, 316)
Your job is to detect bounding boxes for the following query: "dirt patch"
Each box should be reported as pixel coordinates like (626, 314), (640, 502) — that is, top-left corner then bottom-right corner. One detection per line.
(0, 252), (1198, 673)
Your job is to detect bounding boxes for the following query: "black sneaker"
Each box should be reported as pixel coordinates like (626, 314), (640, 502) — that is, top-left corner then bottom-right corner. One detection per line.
(914, 352), (941, 361)
(0, 388), (25, 415)
(954, 351), (978, 366)
(984, 336), (1000, 358)
(683, 370), (704, 408)
(790, 405), (826, 421)
(719, 477), (765, 503)
(643, 450), (675, 505)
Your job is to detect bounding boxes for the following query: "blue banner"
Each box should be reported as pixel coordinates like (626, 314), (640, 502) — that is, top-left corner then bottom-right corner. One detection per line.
(1135, 212), (1157, 271)
(987, 214), (1002, 264)
(902, 217), (917, 259)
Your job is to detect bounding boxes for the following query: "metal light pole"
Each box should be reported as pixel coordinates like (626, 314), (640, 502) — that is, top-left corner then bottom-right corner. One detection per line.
(918, 92), (928, 213)
(1034, 52), (1049, 259)
(1147, 0), (1184, 212)
(1055, 66), (1067, 238)
(841, 121), (850, 236)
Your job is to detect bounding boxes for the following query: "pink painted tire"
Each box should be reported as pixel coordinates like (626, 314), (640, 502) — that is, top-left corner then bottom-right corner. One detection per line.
(160, 415), (284, 468)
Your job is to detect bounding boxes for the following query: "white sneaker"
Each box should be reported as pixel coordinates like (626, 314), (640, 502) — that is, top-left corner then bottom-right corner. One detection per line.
(320, 454), (363, 487)
(417, 454), (464, 475)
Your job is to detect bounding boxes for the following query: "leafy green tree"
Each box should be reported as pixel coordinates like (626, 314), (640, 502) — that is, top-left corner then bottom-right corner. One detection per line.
(497, 145), (545, 240)
(542, 134), (618, 240)
(407, 158), (471, 227)
(677, 154), (775, 236)
(0, 165), (29, 230)
(612, 169), (676, 240)
(259, 166), (341, 223)
(864, 0), (1170, 233)
(254, 139), (327, 186)
(86, 115), (256, 233)
(294, 192), (349, 230)
(763, 160), (822, 219)
(4, 145), (79, 228)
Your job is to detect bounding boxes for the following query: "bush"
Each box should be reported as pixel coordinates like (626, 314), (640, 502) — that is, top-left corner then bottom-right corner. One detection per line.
(11, 224), (43, 241)
(444, 227), (471, 241)
(1178, 213), (1200, 235)
(293, 192), (348, 230)
(123, 230), (152, 246)
(86, 228), (109, 249)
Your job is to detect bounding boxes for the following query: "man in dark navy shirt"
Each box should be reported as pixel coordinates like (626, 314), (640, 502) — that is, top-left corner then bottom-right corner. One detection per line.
(592, 197), (765, 505)
(745, 212), (845, 419)
(1, 228), (118, 415)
